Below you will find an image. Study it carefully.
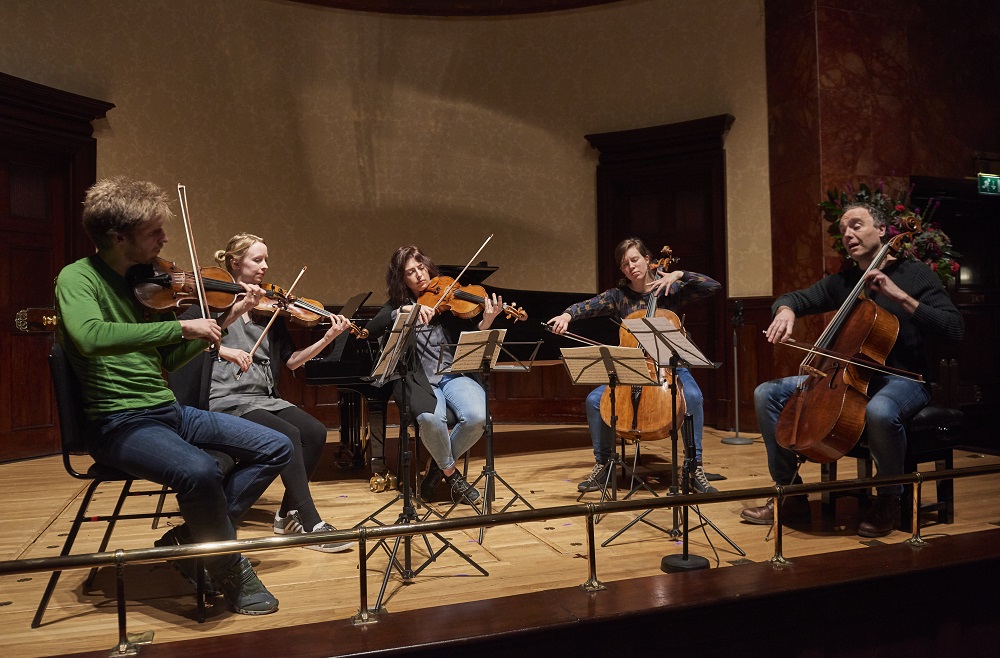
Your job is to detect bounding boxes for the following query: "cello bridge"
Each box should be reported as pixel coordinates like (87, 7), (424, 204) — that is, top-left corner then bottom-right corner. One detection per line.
(803, 365), (827, 379)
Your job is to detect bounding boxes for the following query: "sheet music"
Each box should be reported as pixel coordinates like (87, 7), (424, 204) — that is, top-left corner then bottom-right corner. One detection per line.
(559, 346), (656, 386)
(370, 306), (420, 385)
(444, 329), (508, 374)
(622, 317), (714, 368)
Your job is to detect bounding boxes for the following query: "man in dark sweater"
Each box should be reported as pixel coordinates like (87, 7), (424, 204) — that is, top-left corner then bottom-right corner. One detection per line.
(741, 202), (964, 537)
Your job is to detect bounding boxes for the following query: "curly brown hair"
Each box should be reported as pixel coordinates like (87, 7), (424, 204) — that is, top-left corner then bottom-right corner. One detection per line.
(82, 177), (174, 250)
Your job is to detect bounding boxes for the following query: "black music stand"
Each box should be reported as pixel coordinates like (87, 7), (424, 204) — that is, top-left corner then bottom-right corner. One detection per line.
(560, 344), (658, 516)
(602, 317), (744, 559)
(661, 414), (710, 571)
(430, 330), (541, 541)
(357, 306), (487, 615)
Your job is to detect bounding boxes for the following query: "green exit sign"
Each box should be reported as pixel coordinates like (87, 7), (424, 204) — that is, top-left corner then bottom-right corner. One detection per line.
(979, 173), (1000, 195)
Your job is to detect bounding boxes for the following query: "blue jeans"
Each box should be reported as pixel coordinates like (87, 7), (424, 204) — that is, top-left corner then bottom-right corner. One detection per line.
(754, 375), (930, 495)
(585, 367), (705, 463)
(416, 374), (486, 471)
(88, 402), (292, 572)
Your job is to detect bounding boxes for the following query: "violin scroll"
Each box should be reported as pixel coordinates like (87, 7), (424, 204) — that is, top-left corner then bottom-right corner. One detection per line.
(502, 303), (528, 323)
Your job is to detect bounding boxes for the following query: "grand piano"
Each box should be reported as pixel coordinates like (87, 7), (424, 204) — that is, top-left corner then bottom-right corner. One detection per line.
(303, 266), (618, 473)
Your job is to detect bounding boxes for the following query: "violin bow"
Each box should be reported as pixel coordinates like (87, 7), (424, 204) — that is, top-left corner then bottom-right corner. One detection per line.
(426, 233), (493, 314)
(235, 265), (307, 381)
(176, 184), (218, 357)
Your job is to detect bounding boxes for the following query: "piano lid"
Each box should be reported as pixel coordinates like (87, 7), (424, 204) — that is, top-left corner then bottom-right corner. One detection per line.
(478, 283), (620, 364)
(436, 262), (498, 285)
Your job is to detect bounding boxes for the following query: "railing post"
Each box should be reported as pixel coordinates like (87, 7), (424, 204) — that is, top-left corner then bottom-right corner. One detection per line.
(769, 488), (791, 566)
(107, 548), (153, 656)
(352, 528), (379, 625)
(580, 504), (606, 592)
(906, 474), (927, 547)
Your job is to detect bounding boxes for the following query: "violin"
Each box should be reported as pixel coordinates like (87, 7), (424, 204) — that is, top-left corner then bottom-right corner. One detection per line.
(599, 245), (685, 441)
(774, 215), (924, 463)
(417, 276), (528, 322)
(129, 257), (274, 312)
(252, 283), (369, 338)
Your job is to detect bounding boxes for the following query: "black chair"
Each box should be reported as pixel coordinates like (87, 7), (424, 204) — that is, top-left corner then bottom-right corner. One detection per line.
(820, 359), (961, 532)
(34, 344), (231, 628)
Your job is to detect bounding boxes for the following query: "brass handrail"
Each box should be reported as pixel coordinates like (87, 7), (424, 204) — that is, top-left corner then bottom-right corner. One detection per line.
(2, 462), (997, 656)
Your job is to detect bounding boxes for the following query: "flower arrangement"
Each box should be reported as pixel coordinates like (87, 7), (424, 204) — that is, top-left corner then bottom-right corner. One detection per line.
(820, 181), (962, 286)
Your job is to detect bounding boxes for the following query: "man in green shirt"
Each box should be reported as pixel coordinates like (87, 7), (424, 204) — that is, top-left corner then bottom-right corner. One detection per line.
(55, 177), (292, 615)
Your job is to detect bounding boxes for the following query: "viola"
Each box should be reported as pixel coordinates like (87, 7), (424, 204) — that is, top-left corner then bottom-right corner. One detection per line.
(129, 257), (270, 312)
(774, 215), (924, 463)
(599, 245), (685, 441)
(252, 283), (369, 338)
(417, 276), (528, 323)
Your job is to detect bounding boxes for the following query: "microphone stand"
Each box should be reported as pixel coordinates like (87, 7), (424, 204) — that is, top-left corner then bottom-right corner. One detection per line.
(722, 300), (753, 445)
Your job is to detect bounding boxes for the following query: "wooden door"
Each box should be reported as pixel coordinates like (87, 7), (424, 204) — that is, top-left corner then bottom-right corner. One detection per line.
(0, 152), (66, 460)
(0, 73), (113, 462)
(586, 115), (733, 429)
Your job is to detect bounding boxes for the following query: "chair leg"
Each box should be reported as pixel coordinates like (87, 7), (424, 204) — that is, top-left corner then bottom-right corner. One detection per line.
(821, 462), (837, 517)
(900, 485), (915, 532)
(32, 479), (104, 628)
(937, 452), (954, 524)
(151, 483), (170, 530)
(83, 480), (133, 590)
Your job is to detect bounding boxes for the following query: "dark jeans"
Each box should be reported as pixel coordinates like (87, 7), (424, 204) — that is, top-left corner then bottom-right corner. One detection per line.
(88, 402), (291, 573)
(242, 406), (328, 529)
(754, 374), (930, 496)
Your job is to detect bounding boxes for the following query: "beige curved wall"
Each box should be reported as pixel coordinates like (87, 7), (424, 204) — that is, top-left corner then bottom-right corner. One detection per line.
(0, 0), (771, 302)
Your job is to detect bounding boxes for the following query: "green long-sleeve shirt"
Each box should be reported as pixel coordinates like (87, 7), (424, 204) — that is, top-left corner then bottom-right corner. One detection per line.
(55, 255), (206, 419)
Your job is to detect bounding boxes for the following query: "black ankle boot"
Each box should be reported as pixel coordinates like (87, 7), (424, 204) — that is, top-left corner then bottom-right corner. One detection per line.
(858, 494), (900, 538)
(419, 460), (443, 500)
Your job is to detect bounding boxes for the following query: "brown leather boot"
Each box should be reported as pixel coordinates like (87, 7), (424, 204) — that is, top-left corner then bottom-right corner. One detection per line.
(740, 496), (811, 525)
(857, 494), (900, 538)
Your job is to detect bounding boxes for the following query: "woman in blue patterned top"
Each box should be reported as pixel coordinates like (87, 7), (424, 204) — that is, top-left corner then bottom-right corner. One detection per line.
(546, 237), (721, 493)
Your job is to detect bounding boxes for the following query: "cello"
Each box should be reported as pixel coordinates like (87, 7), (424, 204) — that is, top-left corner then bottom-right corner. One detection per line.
(774, 215), (924, 463)
(598, 246), (686, 441)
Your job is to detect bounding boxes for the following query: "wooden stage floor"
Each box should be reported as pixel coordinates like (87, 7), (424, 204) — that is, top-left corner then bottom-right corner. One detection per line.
(2, 425), (999, 657)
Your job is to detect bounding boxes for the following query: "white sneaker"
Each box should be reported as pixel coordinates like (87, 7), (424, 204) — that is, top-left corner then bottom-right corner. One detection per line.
(274, 510), (352, 553)
(307, 521), (353, 553)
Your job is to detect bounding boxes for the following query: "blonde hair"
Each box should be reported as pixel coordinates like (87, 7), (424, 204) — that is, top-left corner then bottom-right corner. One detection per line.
(214, 233), (265, 274)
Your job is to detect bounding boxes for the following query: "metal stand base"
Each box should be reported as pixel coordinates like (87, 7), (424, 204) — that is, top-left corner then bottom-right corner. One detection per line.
(721, 434), (754, 445)
(661, 553), (710, 573)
